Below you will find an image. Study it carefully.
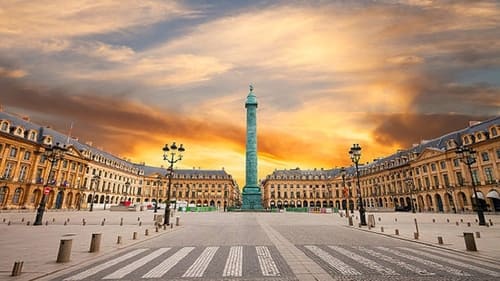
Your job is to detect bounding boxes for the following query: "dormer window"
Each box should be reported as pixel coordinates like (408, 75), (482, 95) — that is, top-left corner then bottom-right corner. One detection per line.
(43, 136), (53, 145)
(14, 127), (24, 137)
(490, 127), (498, 138)
(0, 121), (9, 132)
(463, 135), (471, 145)
(28, 130), (37, 141)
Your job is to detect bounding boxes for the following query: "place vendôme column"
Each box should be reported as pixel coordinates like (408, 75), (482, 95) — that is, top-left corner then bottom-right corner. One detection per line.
(241, 85), (263, 210)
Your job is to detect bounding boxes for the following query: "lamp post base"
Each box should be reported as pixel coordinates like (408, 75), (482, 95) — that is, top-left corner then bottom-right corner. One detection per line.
(164, 208), (170, 225)
(477, 210), (486, 226)
(359, 208), (367, 226)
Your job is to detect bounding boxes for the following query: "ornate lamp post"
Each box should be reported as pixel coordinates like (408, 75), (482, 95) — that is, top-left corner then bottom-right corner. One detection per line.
(456, 145), (486, 226)
(34, 143), (67, 225)
(162, 142), (185, 225)
(89, 175), (100, 212)
(349, 144), (367, 226)
(340, 167), (349, 217)
(154, 176), (161, 213)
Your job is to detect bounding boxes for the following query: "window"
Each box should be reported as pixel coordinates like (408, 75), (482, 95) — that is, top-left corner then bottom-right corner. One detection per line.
(456, 172), (464, 186)
(0, 122), (8, 131)
(18, 165), (28, 181)
(12, 188), (22, 204)
(9, 147), (17, 158)
(424, 177), (430, 189)
(423, 165), (428, 173)
(453, 159), (460, 167)
(433, 175), (439, 188)
(29, 131), (36, 141)
(3, 162), (14, 179)
(0, 187), (7, 205)
(497, 149), (500, 160)
(484, 167), (495, 184)
(440, 161), (446, 169)
(472, 170), (480, 185)
(443, 174), (450, 187)
(431, 163), (437, 172)
(23, 151), (31, 161)
(492, 127), (498, 137)
(481, 152), (489, 162)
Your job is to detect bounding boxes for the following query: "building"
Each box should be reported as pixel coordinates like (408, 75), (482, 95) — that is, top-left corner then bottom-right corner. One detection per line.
(0, 110), (239, 211)
(261, 117), (500, 213)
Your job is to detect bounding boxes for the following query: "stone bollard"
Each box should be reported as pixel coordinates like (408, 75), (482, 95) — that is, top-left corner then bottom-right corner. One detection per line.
(464, 232), (477, 251)
(395, 229), (399, 235)
(2, 218), (5, 222)
(145, 229), (149, 236)
(456, 222), (459, 226)
(446, 218), (449, 223)
(467, 222), (471, 227)
(139, 221), (142, 227)
(11, 261), (23, 276)
(133, 232), (138, 240)
(117, 236), (122, 244)
(52, 218), (56, 223)
(378, 217), (381, 222)
(26, 221), (30, 226)
(176, 216), (180, 226)
(67, 218), (70, 223)
(380, 227), (384, 232)
(64, 221), (67, 226)
(348, 216), (353, 226)
(89, 233), (102, 253)
(156, 227), (159, 232)
(120, 218), (123, 226)
(82, 219), (86, 226)
(438, 236), (443, 244)
(56, 239), (73, 263)
(414, 232), (419, 239)
(475, 231), (481, 238)
(8, 221), (11, 225)
(460, 218), (464, 223)
(171, 223), (173, 229)
(432, 218), (435, 223)
(138, 217), (141, 221)
(21, 218), (25, 222)
(101, 220), (105, 226)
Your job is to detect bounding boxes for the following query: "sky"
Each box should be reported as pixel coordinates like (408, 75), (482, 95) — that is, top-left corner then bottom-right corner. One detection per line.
(1, 0), (499, 187)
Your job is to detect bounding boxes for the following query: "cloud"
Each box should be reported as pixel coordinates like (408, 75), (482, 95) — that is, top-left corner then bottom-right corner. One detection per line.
(370, 113), (494, 148)
(0, 67), (27, 78)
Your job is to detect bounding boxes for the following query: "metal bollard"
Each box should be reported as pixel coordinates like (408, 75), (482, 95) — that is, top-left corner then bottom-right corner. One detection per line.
(139, 221), (142, 227)
(163, 224), (167, 230)
(489, 219), (493, 226)
(45, 221), (48, 226)
(26, 221), (30, 226)
(467, 222), (471, 227)
(7, 221), (11, 225)
(380, 226), (384, 232)
(145, 229), (149, 236)
(171, 223), (173, 229)
(475, 231), (481, 238)
(89, 233), (102, 253)
(64, 221), (67, 226)
(57, 239), (73, 263)
(446, 218), (449, 223)
(138, 217), (140, 221)
(378, 217), (381, 222)
(176, 216), (180, 226)
(456, 221), (459, 226)
(348, 216), (353, 226)
(11, 261), (23, 276)
(82, 219), (86, 226)
(395, 218), (397, 222)
(120, 218), (123, 226)
(101, 220), (105, 226)
(395, 229), (399, 235)
(117, 235), (122, 244)
(156, 226), (159, 232)
(414, 232), (419, 239)
(133, 232), (137, 240)
(438, 236), (443, 244)
(21, 218), (25, 222)
(460, 218), (464, 223)
(463, 232), (477, 251)
(432, 219), (435, 223)
(52, 218), (56, 223)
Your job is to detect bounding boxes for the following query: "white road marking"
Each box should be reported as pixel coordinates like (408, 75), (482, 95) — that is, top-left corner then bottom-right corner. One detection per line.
(377, 246), (470, 276)
(142, 247), (194, 278)
(305, 245), (361, 275)
(256, 246), (280, 276)
(223, 246), (243, 277)
(103, 248), (170, 279)
(400, 247), (500, 277)
(357, 246), (435, 276)
(329, 245), (398, 275)
(63, 248), (147, 280)
(182, 246), (219, 277)
(418, 247), (500, 270)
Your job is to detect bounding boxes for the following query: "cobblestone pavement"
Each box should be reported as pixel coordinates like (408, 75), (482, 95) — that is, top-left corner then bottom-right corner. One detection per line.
(1, 210), (499, 281)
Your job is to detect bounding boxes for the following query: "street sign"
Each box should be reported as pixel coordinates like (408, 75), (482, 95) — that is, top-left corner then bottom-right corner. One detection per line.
(44, 186), (51, 195)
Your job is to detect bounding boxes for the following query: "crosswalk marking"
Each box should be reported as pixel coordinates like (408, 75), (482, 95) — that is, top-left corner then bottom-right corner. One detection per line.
(400, 247), (500, 277)
(223, 246), (243, 277)
(329, 246), (398, 275)
(103, 248), (170, 279)
(305, 245), (361, 275)
(377, 246), (471, 276)
(182, 246), (219, 277)
(142, 247), (194, 278)
(256, 246), (280, 276)
(63, 248), (148, 281)
(357, 246), (435, 276)
(418, 247), (500, 270)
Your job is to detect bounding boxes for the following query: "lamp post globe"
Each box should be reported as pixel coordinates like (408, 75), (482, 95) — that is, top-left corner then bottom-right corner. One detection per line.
(162, 142), (185, 226)
(349, 143), (367, 226)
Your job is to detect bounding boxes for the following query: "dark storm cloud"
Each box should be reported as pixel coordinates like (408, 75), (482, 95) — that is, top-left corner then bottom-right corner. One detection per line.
(370, 113), (494, 148)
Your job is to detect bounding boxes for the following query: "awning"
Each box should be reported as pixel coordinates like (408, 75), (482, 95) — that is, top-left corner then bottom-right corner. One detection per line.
(487, 190), (500, 200)
(471, 192), (485, 200)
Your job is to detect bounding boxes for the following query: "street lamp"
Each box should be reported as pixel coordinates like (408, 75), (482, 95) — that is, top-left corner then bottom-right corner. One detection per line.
(456, 145), (486, 226)
(162, 142), (185, 225)
(404, 176), (416, 213)
(34, 143), (67, 225)
(89, 175), (100, 212)
(349, 144), (367, 226)
(154, 176), (161, 213)
(124, 181), (130, 202)
(340, 167), (350, 217)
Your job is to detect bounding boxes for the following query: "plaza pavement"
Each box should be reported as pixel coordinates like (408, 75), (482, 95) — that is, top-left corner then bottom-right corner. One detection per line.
(0, 209), (498, 281)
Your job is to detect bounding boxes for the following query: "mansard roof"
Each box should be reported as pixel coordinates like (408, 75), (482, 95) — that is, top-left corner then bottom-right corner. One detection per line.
(139, 164), (231, 179)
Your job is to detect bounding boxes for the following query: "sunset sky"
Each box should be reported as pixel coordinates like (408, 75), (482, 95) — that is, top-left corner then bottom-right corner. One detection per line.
(1, 1), (499, 187)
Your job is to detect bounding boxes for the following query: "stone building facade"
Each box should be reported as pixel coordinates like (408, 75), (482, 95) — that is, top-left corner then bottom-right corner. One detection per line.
(262, 117), (500, 213)
(0, 111), (239, 211)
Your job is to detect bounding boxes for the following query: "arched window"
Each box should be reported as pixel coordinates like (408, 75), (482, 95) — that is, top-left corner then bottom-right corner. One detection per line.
(12, 187), (22, 204)
(0, 187), (8, 205)
(491, 127), (498, 137)
(0, 121), (8, 132)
